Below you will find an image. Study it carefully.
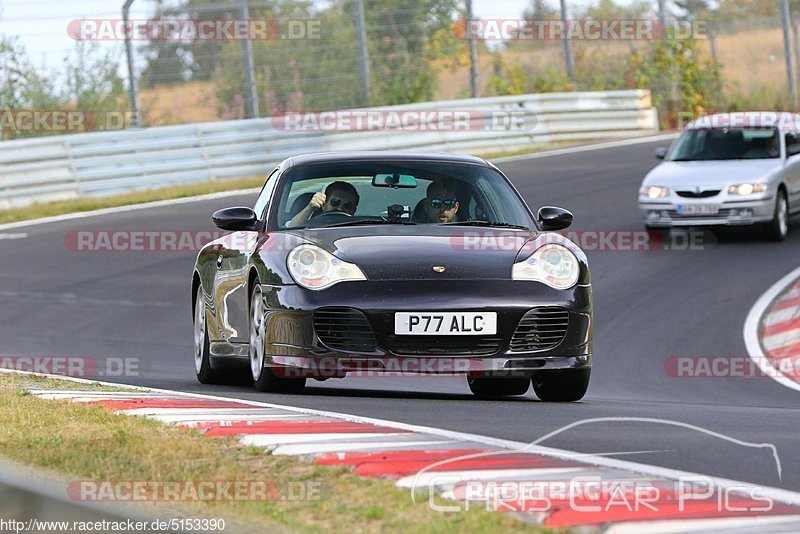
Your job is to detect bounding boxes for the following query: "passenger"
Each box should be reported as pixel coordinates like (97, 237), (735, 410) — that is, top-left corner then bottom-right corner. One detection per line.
(421, 178), (460, 223)
(287, 181), (359, 227)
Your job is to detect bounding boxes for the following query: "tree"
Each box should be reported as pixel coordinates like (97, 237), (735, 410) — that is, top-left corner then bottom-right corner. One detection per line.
(523, 0), (559, 20)
(575, 0), (652, 19)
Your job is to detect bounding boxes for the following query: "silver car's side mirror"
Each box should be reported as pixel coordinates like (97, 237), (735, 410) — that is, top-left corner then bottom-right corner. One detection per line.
(655, 147), (668, 160)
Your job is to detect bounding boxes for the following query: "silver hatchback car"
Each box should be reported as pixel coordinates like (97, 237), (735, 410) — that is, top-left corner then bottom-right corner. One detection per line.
(639, 112), (800, 240)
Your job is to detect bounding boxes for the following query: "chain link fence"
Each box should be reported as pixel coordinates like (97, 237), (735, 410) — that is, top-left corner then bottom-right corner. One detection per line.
(2, 0), (800, 138)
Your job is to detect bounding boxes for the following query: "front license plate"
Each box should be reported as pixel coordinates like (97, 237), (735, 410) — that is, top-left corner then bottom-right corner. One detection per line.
(676, 204), (719, 216)
(395, 312), (497, 335)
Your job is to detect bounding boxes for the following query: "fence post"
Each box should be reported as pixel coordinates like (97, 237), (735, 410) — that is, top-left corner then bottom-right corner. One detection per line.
(240, 0), (260, 118)
(353, 0), (372, 105)
(781, 0), (798, 108)
(559, 0), (574, 82)
(465, 0), (479, 98)
(122, 0), (139, 127)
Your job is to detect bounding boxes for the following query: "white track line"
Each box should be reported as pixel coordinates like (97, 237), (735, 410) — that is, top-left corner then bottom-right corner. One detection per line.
(6, 368), (800, 507)
(0, 135), (678, 232)
(491, 133), (679, 163)
(743, 266), (800, 394)
(0, 188), (261, 232)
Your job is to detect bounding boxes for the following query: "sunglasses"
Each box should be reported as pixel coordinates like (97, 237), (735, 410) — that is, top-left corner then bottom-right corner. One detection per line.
(328, 196), (356, 212)
(428, 198), (457, 210)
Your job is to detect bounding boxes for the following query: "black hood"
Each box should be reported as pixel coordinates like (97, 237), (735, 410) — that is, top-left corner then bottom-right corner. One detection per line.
(287, 225), (538, 281)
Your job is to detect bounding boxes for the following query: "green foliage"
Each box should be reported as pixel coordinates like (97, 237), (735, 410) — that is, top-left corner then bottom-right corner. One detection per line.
(485, 53), (529, 96)
(627, 35), (722, 128)
(0, 37), (126, 139)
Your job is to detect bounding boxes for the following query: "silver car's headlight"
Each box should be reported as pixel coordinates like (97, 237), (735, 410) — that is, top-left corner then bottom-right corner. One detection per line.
(639, 185), (669, 199)
(512, 243), (579, 289)
(287, 244), (366, 290)
(728, 183), (766, 196)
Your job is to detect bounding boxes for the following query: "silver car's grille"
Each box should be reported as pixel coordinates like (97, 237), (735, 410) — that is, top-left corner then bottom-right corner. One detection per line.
(509, 307), (570, 351)
(675, 190), (721, 198)
(666, 209), (732, 218)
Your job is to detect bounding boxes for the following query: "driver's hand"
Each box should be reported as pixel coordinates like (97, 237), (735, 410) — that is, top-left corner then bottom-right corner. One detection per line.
(308, 189), (325, 210)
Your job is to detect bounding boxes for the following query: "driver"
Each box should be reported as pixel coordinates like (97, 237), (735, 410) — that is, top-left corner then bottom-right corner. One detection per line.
(287, 181), (359, 227)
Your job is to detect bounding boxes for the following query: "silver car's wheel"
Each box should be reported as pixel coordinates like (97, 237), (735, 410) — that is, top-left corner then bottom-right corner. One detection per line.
(764, 191), (789, 241)
(249, 285), (266, 382)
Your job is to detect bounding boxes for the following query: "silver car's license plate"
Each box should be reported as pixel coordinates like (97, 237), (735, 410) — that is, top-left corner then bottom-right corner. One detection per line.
(394, 312), (497, 335)
(676, 204), (719, 216)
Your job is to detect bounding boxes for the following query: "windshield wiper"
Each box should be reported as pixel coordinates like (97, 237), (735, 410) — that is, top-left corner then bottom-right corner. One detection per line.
(324, 218), (417, 228)
(440, 220), (529, 230)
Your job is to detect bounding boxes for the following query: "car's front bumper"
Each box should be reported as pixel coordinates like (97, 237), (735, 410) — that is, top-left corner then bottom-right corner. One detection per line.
(248, 279), (592, 378)
(639, 194), (774, 227)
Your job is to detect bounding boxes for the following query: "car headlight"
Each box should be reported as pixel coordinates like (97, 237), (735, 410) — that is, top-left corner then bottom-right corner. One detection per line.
(639, 185), (669, 199)
(727, 183), (766, 196)
(287, 244), (366, 290)
(512, 243), (580, 289)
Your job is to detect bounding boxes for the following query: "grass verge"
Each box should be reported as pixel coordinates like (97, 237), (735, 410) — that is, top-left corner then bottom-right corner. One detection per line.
(0, 177), (264, 225)
(0, 374), (546, 533)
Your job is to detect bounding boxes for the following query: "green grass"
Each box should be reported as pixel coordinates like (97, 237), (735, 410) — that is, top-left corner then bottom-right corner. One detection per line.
(0, 176), (264, 225)
(0, 374), (549, 533)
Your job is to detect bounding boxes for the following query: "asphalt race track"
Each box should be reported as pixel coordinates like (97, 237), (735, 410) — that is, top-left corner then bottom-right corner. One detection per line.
(2, 140), (799, 492)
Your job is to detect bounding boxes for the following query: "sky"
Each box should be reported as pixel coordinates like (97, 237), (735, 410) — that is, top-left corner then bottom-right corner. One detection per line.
(0, 0), (645, 73)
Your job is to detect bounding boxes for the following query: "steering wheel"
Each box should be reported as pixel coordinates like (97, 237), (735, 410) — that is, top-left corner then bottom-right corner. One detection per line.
(311, 210), (353, 221)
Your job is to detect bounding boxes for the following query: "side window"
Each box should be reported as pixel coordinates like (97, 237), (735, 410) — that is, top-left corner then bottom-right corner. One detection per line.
(785, 132), (800, 157)
(254, 168), (279, 218)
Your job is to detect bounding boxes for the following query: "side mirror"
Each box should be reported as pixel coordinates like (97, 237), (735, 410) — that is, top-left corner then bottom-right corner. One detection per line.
(655, 147), (668, 160)
(537, 206), (573, 231)
(788, 143), (800, 156)
(212, 206), (258, 231)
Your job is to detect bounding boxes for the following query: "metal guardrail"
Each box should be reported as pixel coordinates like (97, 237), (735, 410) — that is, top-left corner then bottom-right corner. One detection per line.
(0, 90), (658, 209)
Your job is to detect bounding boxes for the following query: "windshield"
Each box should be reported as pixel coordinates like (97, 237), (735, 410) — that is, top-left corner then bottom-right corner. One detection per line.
(668, 128), (780, 161)
(270, 161), (533, 230)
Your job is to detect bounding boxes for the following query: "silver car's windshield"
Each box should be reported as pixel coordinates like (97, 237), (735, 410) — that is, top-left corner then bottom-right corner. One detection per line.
(669, 128), (780, 161)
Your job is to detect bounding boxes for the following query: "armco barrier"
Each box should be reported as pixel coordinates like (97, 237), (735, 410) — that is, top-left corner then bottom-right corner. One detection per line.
(0, 90), (658, 209)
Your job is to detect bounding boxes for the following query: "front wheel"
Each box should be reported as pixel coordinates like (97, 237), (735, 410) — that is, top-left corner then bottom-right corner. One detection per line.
(531, 368), (591, 402)
(467, 376), (530, 399)
(249, 283), (306, 394)
(194, 285), (218, 384)
(763, 191), (789, 241)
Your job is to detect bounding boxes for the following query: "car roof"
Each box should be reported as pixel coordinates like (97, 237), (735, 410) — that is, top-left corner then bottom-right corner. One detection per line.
(282, 151), (492, 168)
(685, 111), (799, 131)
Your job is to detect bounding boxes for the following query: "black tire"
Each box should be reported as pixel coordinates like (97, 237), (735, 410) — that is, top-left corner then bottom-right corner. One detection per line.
(194, 285), (220, 384)
(763, 190), (789, 242)
(467, 376), (530, 399)
(531, 368), (591, 402)
(249, 282), (306, 394)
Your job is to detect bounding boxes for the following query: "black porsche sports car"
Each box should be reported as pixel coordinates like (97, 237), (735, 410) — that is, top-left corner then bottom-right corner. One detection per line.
(192, 152), (592, 401)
